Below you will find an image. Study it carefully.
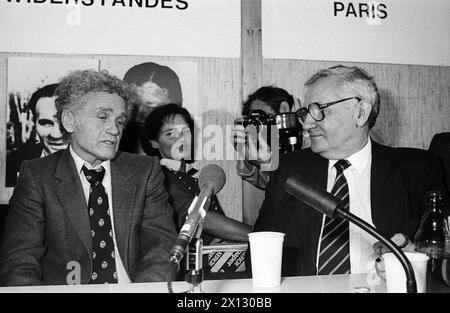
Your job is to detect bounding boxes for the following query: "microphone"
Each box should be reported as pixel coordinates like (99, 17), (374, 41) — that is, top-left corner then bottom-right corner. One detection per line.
(285, 174), (341, 218)
(169, 164), (226, 265)
(285, 173), (418, 293)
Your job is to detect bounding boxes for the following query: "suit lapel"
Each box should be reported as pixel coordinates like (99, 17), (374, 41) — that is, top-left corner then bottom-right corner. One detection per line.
(290, 152), (328, 265)
(110, 152), (137, 272)
(54, 149), (92, 255)
(370, 141), (396, 234)
(307, 155), (329, 262)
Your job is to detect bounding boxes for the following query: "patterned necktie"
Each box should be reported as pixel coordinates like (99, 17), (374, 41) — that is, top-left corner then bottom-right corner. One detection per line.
(82, 166), (118, 284)
(318, 159), (351, 275)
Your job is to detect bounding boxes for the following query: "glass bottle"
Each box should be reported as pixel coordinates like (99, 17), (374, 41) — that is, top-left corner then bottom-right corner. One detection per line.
(414, 191), (446, 258)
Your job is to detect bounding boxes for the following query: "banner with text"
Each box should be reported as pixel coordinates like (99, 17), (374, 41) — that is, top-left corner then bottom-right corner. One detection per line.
(0, 0), (240, 58)
(262, 0), (450, 66)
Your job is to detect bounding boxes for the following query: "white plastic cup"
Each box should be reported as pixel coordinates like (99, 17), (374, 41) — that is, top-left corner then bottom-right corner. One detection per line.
(382, 252), (429, 293)
(248, 231), (285, 287)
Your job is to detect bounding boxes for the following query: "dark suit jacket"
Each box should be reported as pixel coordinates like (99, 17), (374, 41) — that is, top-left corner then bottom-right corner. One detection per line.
(253, 141), (449, 277)
(0, 149), (177, 286)
(5, 142), (43, 187)
(429, 132), (450, 195)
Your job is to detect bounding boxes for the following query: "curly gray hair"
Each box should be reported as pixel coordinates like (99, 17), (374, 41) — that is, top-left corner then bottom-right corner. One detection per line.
(55, 69), (138, 139)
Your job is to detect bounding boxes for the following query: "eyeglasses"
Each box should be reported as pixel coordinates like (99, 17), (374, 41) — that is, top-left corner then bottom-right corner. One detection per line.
(296, 97), (361, 122)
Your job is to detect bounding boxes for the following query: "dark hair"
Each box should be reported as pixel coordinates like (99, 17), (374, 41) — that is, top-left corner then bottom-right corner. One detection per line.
(242, 86), (294, 116)
(123, 62), (183, 105)
(28, 83), (58, 122)
(141, 103), (194, 158)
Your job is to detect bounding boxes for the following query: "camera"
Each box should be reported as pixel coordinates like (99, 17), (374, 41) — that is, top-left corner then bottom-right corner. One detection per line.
(240, 110), (302, 154)
(242, 110), (274, 128)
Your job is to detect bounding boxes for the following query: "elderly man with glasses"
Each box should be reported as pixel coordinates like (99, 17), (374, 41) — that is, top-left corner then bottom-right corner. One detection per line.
(251, 65), (449, 277)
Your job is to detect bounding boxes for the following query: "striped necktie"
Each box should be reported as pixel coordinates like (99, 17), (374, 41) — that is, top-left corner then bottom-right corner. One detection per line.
(318, 159), (351, 275)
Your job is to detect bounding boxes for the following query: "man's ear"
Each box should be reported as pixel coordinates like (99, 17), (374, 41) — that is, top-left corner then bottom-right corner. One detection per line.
(150, 140), (159, 149)
(354, 100), (372, 127)
(279, 101), (290, 113)
(61, 110), (75, 134)
(292, 97), (301, 112)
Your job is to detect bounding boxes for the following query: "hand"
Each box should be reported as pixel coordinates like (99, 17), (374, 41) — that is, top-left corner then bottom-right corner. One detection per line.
(373, 233), (415, 257)
(209, 238), (224, 245)
(230, 121), (272, 166)
(373, 233), (415, 280)
(231, 122), (246, 150)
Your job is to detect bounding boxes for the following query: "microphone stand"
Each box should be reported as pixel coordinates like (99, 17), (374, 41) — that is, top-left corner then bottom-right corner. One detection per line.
(285, 175), (417, 293)
(183, 220), (205, 293)
(167, 221), (206, 293)
(166, 164), (226, 293)
(167, 197), (211, 293)
(336, 207), (417, 293)
(185, 236), (205, 293)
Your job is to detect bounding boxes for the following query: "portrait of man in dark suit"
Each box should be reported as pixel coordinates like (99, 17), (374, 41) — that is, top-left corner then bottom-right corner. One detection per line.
(5, 84), (68, 187)
(0, 69), (177, 286)
(253, 65), (449, 277)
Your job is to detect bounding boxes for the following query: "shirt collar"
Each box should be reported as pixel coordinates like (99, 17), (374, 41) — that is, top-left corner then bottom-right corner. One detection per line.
(329, 137), (372, 174)
(160, 158), (198, 173)
(69, 145), (111, 176)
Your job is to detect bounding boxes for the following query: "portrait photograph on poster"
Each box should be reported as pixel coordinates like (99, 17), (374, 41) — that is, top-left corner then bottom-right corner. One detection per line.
(1, 57), (200, 204)
(4, 57), (99, 188)
(101, 59), (198, 156)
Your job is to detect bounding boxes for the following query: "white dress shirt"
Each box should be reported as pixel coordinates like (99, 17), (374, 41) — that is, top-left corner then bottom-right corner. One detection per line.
(316, 137), (378, 274)
(69, 146), (131, 284)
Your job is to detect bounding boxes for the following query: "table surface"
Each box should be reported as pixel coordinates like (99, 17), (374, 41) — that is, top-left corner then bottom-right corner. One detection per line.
(0, 273), (448, 293)
(0, 274), (387, 293)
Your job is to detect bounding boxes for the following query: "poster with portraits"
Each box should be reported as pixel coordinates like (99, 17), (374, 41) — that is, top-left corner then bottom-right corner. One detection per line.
(2, 57), (198, 203)
(4, 57), (99, 189)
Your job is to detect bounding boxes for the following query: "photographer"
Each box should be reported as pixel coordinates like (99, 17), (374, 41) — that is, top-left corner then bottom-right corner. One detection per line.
(231, 86), (302, 189)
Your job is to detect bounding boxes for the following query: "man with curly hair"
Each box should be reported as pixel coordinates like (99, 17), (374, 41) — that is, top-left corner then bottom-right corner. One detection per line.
(0, 70), (177, 286)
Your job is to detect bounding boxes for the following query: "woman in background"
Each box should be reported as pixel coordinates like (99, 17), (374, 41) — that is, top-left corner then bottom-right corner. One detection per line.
(141, 103), (251, 246)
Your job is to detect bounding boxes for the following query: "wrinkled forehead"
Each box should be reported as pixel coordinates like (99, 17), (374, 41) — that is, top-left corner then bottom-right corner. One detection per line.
(35, 96), (57, 118)
(304, 76), (347, 104)
(75, 91), (126, 114)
